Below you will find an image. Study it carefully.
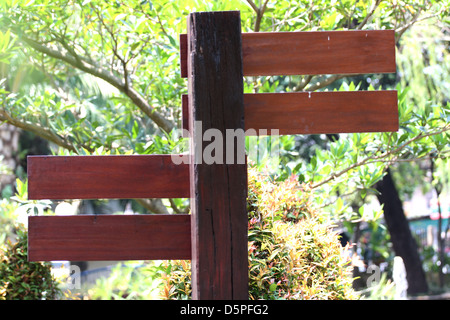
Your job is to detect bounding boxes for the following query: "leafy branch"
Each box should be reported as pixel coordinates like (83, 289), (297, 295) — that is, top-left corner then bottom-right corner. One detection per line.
(16, 32), (174, 134)
(0, 108), (81, 153)
(246, 0), (270, 32)
(356, 0), (382, 30)
(294, 0), (436, 93)
(311, 124), (450, 190)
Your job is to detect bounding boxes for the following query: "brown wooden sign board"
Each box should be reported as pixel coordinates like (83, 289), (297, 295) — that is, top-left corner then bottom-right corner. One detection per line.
(182, 91), (398, 136)
(28, 214), (191, 261)
(180, 29), (396, 77)
(27, 11), (398, 300)
(28, 155), (189, 200)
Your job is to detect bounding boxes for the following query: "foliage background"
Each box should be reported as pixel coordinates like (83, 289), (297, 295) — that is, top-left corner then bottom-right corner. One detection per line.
(162, 167), (358, 300)
(0, 0), (449, 299)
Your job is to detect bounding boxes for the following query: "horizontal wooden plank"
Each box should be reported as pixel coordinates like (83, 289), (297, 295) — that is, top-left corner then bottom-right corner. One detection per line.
(245, 90), (398, 135)
(28, 155), (189, 200)
(180, 30), (396, 77)
(182, 90), (398, 135)
(28, 214), (191, 261)
(180, 33), (188, 78)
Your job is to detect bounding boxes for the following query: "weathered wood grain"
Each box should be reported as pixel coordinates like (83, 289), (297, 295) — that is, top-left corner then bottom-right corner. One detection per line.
(187, 11), (248, 300)
(28, 214), (191, 261)
(180, 30), (396, 77)
(181, 93), (189, 137)
(180, 33), (188, 78)
(27, 155), (189, 200)
(181, 90), (398, 135)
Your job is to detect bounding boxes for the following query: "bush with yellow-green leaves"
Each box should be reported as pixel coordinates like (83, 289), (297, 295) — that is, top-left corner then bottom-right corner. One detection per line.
(0, 224), (61, 300)
(161, 167), (358, 300)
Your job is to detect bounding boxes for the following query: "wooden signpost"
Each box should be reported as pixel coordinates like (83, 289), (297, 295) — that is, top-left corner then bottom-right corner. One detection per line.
(27, 11), (398, 300)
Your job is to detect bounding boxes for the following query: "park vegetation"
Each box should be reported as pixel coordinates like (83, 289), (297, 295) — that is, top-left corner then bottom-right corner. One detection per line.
(0, 0), (449, 299)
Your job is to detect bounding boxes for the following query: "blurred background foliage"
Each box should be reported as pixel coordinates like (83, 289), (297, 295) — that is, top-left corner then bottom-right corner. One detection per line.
(0, 0), (449, 299)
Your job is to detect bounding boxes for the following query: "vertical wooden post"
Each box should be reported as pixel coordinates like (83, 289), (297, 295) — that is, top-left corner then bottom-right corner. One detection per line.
(187, 11), (248, 300)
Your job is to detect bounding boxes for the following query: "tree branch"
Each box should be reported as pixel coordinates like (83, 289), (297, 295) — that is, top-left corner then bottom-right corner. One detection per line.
(294, 75), (313, 92)
(18, 35), (174, 133)
(169, 198), (188, 214)
(246, 0), (259, 13)
(311, 124), (450, 189)
(0, 109), (81, 153)
(305, 74), (348, 92)
(247, 0), (270, 32)
(357, 0), (382, 30)
(295, 0), (435, 92)
(136, 198), (170, 214)
(1, 98), (173, 214)
(395, 12), (441, 42)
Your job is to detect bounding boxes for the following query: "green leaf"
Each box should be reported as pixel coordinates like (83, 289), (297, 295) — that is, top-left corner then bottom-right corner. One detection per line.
(132, 120), (139, 140)
(167, 35), (176, 47)
(130, 41), (141, 51)
(336, 197), (344, 213)
(269, 283), (277, 292)
(360, 189), (367, 200)
(114, 13), (127, 22)
(310, 156), (317, 170)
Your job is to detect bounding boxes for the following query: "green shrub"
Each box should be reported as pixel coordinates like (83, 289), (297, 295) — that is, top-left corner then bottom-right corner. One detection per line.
(161, 260), (191, 300)
(161, 167), (358, 300)
(0, 224), (61, 300)
(0, 199), (19, 245)
(85, 261), (166, 300)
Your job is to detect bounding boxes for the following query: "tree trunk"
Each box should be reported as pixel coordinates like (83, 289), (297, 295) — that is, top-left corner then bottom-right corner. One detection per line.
(375, 169), (428, 295)
(431, 159), (446, 289)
